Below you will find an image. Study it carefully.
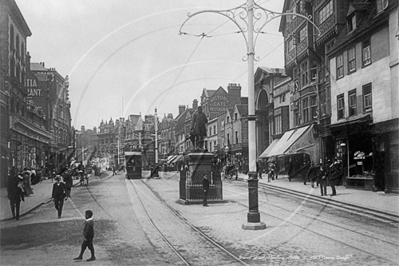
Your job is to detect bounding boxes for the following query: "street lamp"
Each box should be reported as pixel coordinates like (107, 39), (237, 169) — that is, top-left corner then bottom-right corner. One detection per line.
(180, 0), (320, 230)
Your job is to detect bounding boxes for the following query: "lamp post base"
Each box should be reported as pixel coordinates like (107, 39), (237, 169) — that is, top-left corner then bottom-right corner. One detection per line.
(242, 221), (267, 230)
(242, 171), (266, 230)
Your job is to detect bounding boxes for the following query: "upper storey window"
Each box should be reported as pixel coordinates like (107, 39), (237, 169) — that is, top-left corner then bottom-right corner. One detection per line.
(299, 26), (307, 43)
(347, 13), (357, 32)
(362, 39), (371, 67)
(10, 25), (14, 49)
(319, 1), (333, 24)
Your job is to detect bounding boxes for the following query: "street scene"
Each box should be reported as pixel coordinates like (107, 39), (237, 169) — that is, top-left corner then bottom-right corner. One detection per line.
(1, 0), (399, 265)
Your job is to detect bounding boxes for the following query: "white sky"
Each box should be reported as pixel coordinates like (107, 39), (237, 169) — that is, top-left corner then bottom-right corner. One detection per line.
(16, 0), (285, 129)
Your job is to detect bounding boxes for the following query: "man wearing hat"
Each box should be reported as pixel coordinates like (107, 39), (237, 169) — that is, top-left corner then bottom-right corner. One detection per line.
(51, 175), (67, 218)
(7, 169), (25, 220)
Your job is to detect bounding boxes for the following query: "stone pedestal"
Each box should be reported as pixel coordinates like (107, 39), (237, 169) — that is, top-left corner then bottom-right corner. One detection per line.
(178, 152), (224, 205)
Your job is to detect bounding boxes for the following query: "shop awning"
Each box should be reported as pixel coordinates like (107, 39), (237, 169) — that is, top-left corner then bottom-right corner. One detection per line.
(166, 155), (177, 164)
(170, 155), (184, 163)
(259, 124), (320, 163)
(259, 139), (279, 158)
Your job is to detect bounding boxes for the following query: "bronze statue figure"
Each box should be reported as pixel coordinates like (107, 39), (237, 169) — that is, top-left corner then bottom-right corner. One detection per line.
(189, 106), (208, 151)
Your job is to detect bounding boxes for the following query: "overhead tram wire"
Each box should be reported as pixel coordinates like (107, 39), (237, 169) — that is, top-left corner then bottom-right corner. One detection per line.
(159, 0), (272, 106)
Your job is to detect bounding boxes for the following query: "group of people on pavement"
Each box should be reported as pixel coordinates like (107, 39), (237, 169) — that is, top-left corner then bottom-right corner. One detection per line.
(7, 167), (37, 220)
(307, 159), (343, 196)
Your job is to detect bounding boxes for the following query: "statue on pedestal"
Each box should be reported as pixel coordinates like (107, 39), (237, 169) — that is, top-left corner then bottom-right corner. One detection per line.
(189, 106), (208, 151)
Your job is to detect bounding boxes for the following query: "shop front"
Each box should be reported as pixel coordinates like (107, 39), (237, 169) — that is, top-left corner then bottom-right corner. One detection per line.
(329, 115), (376, 190)
(9, 115), (52, 176)
(372, 118), (399, 193)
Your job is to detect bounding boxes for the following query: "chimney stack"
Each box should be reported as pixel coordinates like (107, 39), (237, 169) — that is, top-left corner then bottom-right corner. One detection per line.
(227, 83), (242, 105)
(178, 105), (186, 115)
(192, 99), (198, 110)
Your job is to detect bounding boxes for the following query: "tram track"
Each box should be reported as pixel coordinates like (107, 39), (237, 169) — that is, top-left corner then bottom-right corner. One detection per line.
(224, 181), (399, 265)
(128, 179), (249, 266)
(235, 178), (399, 224)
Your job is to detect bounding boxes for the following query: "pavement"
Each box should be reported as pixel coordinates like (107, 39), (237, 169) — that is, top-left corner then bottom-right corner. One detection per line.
(1, 174), (88, 221)
(1, 170), (398, 221)
(238, 173), (399, 217)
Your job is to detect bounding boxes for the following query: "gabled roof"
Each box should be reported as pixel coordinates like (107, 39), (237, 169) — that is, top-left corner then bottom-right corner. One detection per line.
(328, 1), (397, 57)
(175, 109), (191, 134)
(235, 104), (248, 117)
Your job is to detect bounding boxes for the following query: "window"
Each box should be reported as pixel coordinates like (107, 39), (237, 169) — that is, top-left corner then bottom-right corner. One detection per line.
(348, 47), (356, 73)
(234, 113), (238, 121)
(300, 60), (308, 87)
(302, 97), (309, 123)
(235, 131), (239, 144)
(280, 93), (286, 103)
(376, 0), (388, 14)
(319, 1), (333, 24)
(287, 38), (294, 52)
(16, 35), (20, 57)
(348, 14), (356, 32)
(227, 116), (229, 123)
(209, 127), (212, 136)
(310, 95), (317, 120)
(337, 94), (345, 119)
(363, 83), (372, 112)
(362, 39), (371, 66)
(348, 89), (357, 116)
(336, 54), (344, 78)
(294, 109), (300, 127)
(10, 25), (14, 49)
(213, 125), (216, 135)
(275, 115), (282, 135)
(299, 26), (307, 43)
(227, 133), (230, 145)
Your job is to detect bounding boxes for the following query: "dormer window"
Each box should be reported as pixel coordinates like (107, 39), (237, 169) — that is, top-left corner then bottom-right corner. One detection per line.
(347, 13), (356, 32)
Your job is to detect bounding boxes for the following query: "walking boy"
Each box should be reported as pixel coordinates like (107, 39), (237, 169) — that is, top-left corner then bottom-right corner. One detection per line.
(74, 210), (96, 261)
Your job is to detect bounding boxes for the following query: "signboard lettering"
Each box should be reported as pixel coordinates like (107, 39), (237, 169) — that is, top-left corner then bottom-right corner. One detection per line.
(28, 88), (42, 97)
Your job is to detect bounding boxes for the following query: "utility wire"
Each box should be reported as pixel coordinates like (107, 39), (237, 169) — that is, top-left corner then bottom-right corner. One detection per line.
(159, 0), (273, 106)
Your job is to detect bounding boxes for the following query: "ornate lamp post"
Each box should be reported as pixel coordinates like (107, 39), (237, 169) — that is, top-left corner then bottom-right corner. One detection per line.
(180, 0), (319, 230)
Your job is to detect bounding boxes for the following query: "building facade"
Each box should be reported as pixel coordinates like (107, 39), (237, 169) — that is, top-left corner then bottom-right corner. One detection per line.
(328, 0), (398, 192)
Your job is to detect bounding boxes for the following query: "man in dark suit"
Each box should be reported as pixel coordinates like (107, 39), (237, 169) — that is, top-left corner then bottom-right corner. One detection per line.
(202, 174), (210, 207)
(51, 175), (67, 218)
(7, 172), (25, 220)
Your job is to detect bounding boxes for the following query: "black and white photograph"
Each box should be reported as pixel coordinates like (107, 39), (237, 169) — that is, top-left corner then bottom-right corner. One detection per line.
(0, 0), (398, 265)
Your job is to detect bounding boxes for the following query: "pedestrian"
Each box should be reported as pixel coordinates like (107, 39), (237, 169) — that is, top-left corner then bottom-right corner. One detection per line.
(62, 168), (73, 198)
(318, 164), (327, 196)
(7, 173), (25, 220)
(202, 174), (209, 207)
(51, 175), (67, 218)
(22, 170), (34, 196)
(256, 160), (263, 179)
(112, 166), (117, 176)
(287, 159), (293, 182)
(74, 210), (96, 262)
(328, 159), (342, 196)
